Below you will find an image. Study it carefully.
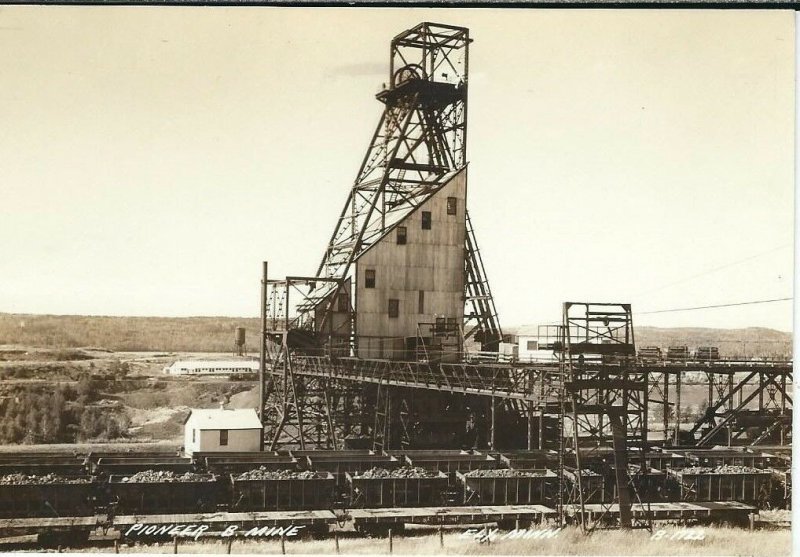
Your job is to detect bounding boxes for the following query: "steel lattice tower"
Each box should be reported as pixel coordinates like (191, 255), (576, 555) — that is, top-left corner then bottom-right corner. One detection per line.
(259, 23), (506, 451)
(276, 22), (501, 351)
(559, 303), (652, 531)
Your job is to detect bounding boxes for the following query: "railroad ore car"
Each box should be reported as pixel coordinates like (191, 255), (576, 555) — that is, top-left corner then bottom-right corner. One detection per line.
(0, 474), (96, 518)
(347, 467), (449, 507)
(668, 466), (772, 504)
(458, 468), (557, 506)
(230, 469), (335, 511)
(109, 472), (219, 514)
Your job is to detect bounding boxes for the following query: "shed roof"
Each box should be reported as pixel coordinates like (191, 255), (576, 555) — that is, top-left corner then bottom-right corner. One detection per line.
(169, 360), (259, 369)
(184, 408), (262, 430)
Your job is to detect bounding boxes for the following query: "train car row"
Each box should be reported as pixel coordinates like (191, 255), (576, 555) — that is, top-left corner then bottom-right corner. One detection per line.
(0, 447), (789, 519)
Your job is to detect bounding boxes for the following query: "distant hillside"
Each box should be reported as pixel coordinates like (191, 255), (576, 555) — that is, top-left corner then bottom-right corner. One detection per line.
(636, 326), (792, 359)
(507, 325), (792, 360)
(0, 313), (793, 359)
(0, 313), (261, 353)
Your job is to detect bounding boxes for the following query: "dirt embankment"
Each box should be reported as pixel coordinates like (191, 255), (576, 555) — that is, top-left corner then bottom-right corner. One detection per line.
(0, 346), (258, 445)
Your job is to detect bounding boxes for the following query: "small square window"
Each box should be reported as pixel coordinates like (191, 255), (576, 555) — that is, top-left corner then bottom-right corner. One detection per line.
(421, 211), (432, 230)
(388, 299), (399, 318)
(396, 226), (407, 245)
(447, 197), (457, 215)
(365, 269), (376, 289)
(219, 429), (228, 446)
(526, 340), (538, 351)
(336, 293), (349, 312)
(192, 429), (196, 443)
(418, 290), (425, 314)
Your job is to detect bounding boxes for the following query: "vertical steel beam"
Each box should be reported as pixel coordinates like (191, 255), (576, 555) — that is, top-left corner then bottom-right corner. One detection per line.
(673, 371), (682, 445)
(259, 261), (268, 452)
(526, 401), (533, 450)
(662, 373), (670, 440)
(490, 395), (496, 450)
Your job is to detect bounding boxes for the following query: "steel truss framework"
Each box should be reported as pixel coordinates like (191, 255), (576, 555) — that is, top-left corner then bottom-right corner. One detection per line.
(317, 23), (470, 283)
(258, 282), (793, 454)
(558, 303), (652, 532)
(258, 295), (793, 526)
(647, 364), (793, 448)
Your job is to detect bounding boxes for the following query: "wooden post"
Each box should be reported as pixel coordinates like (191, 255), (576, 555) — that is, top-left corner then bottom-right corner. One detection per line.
(439, 525), (444, 548)
(749, 513), (755, 531)
(388, 528), (393, 553)
(281, 533), (286, 555)
(515, 519), (520, 530)
(173, 535), (178, 554)
(226, 537), (233, 554)
(335, 532), (340, 554)
(114, 540), (119, 554)
(57, 546), (62, 553)
(485, 524), (490, 546)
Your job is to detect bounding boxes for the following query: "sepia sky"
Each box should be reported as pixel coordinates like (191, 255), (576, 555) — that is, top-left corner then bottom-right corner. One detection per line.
(0, 7), (794, 331)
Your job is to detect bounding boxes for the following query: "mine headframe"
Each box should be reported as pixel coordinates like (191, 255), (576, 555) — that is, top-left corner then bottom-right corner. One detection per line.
(317, 22), (471, 284)
(558, 302), (652, 532)
(268, 22), (498, 354)
(304, 23), (498, 350)
(257, 23), (505, 450)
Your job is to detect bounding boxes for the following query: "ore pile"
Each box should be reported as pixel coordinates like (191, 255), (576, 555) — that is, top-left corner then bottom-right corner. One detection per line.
(235, 467), (317, 481)
(121, 470), (212, 483)
(0, 473), (89, 485)
(357, 466), (436, 479)
(681, 465), (762, 475)
(464, 469), (547, 478)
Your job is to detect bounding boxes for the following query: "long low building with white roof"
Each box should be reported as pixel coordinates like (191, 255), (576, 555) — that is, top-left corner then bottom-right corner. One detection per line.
(163, 360), (260, 375)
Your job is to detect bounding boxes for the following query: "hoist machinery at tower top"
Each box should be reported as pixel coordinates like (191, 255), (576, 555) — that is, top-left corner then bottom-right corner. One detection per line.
(316, 22), (470, 283)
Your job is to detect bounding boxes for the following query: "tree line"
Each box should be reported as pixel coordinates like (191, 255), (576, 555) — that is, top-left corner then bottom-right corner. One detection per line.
(0, 375), (130, 444)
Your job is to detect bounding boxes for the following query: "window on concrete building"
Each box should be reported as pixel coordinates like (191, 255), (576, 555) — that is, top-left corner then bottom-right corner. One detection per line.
(418, 290), (425, 314)
(219, 429), (228, 446)
(526, 340), (538, 351)
(365, 269), (376, 288)
(397, 226), (407, 245)
(192, 429), (196, 443)
(421, 211), (432, 230)
(447, 197), (457, 215)
(337, 293), (349, 312)
(388, 299), (399, 318)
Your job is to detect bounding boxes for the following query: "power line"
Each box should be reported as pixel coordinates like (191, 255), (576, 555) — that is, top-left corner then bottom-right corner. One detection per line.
(636, 297), (793, 315)
(633, 243), (792, 298)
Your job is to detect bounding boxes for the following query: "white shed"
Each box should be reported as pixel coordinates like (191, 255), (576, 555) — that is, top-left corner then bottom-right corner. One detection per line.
(183, 408), (262, 455)
(515, 325), (559, 363)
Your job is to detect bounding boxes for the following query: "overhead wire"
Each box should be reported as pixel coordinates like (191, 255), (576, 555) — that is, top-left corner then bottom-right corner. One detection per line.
(636, 297), (793, 315)
(632, 243), (792, 298)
